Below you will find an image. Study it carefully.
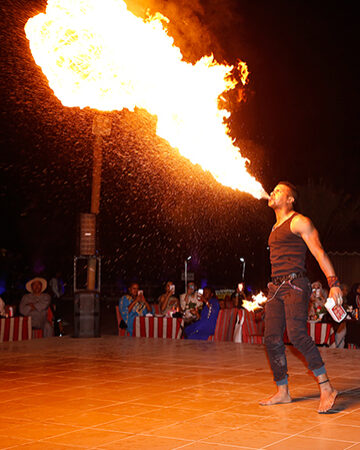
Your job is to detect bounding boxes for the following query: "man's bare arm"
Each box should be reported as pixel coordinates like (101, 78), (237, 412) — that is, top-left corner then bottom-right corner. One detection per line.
(291, 215), (342, 303)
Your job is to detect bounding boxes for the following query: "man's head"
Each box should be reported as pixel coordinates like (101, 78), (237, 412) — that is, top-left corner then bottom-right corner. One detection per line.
(268, 181), (298, 211)
(26, 277), (47, 295)
(31, 280), (43, 295)
(128, 282), (139, 299)
(165, 281), (173, 293)
(187, 282), (195, 294)
(203, 286), (213, 301)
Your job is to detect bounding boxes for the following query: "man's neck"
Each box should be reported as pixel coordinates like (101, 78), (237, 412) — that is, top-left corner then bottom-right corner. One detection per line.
(274, 207), (294, 223)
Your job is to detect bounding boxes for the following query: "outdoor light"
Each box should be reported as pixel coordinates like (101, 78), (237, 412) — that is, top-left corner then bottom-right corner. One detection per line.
(184, 256), (192, 292)
(240, 257), (246, 282)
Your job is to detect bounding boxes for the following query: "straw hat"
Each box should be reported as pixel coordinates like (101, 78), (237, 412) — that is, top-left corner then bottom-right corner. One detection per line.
(26, 277), (47, 293)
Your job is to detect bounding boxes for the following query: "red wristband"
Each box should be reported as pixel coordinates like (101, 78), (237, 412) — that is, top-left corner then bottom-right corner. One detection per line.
(327, 276), (340, 289)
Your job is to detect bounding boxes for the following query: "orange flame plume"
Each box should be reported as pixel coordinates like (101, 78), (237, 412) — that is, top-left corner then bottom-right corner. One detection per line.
(242, 291), (267, 312)
(25, 0), (268, 199)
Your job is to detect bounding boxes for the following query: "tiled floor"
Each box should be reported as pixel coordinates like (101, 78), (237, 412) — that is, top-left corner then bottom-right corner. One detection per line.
(0, 337), (359, 449)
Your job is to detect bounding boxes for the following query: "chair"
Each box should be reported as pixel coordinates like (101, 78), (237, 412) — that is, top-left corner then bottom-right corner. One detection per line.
(152, 303), (161, 315)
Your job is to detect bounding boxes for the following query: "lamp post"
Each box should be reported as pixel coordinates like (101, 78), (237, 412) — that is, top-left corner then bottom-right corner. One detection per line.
(184, 255), (191, 293)
(86, 113), (112, 290)
(240, 257), (246, 282)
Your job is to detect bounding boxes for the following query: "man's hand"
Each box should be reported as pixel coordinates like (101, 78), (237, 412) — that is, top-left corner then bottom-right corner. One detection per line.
(329, 287), (343, 305)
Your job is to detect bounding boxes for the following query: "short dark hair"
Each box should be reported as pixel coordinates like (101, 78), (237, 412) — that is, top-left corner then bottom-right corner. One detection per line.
(278, 181), (298, 205)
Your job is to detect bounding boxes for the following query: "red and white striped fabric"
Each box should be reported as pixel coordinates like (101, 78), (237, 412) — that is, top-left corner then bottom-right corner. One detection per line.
(0, 316), (32, 342)
(284, 322), (335, 347)
(209, 309), (238, 341)
(134, 316), (183, 339)
(236, 309), (265, 344)
(307, 322), (335, 347)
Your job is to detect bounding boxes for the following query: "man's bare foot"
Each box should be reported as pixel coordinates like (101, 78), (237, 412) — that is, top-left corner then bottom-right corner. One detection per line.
(259, 387), (292, 406)
(318, 383), (338, 413)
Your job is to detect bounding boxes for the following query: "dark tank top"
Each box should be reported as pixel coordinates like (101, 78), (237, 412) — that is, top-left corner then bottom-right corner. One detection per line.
(268, 212), (307, 277)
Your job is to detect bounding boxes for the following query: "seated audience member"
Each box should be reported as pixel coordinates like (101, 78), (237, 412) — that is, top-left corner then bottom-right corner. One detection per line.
(19, 277), (53, 337)
(119, 283), (152, 336)
(231, 283), (246, 308)
(49, 271), (65, 336)
(308, 281), (328, 320)
(348, 282), (360, 309)
(184, 287), (220, 340)
(158, 281), (179, 316)
(180, 282), (202, 324)
(0, 296), (5, 317)
(218, 298), (226, 310)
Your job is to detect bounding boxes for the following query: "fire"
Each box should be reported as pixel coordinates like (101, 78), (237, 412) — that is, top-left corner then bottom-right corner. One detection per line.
(25, 0), (268, 199)
(242, 291), (267, 312)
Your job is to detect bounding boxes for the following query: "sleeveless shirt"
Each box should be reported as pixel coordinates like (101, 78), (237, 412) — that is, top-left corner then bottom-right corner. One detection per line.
(268, 213), (307, 277)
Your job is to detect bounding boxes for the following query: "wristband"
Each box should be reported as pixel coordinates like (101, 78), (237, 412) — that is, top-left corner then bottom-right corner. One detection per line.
(327, 276), (340, 289)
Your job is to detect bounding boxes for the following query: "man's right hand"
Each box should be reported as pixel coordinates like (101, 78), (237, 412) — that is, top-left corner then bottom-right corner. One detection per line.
(329, 287), (343, 305)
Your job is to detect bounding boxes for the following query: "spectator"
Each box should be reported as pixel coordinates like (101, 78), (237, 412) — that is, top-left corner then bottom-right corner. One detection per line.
(19, 277), (53, 337)
(184, 287), (220, 340)
(308, 281), (328, 320)
(0, 296), (5, 317)
(158, 281), (179, 316)
(231, 283), (246, 308)
(180, 282), (202, 324)
(348, 283), (360, 309)
(49, 271), (65, 336)
(119, 282), (152, 336)
(218, 298), (226, 310)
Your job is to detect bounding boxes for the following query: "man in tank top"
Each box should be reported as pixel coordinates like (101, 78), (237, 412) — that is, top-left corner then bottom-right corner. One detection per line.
(260, 181), (342, 413)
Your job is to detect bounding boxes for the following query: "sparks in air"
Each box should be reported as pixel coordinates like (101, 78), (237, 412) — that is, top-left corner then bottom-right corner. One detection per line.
(25, 0), (268, 199)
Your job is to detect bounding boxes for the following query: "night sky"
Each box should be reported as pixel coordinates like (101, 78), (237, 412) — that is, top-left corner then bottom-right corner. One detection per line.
(1, 0), (359, 296)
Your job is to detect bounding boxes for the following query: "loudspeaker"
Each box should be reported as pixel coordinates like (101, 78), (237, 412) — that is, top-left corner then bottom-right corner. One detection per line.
(78, 213), (96, 256)
(74, 291), (100, 338)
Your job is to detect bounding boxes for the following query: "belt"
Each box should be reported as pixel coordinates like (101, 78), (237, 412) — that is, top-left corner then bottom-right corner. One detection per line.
(271, 271), (307, 285)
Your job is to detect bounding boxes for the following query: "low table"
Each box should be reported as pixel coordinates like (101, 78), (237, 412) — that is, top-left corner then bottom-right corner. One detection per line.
(133, 316), (184, 339)
(0, 316), (32, 342)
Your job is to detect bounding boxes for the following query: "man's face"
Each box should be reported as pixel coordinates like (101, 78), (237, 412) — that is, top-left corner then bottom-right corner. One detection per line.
(203, 288), (212, 301)
(187, 283), (195, 294)
(31, 281), (42, 295)
(129, 284), (139, 298)
(268, 184), (293, 210)
(166, 282), (172, 292)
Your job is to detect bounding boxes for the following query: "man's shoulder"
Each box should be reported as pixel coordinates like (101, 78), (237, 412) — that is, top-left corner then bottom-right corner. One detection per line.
(291, 213), (313, 233)
(119, 294), (131, 303)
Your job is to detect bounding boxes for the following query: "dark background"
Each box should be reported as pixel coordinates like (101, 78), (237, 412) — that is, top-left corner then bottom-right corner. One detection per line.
(1, 0), (359, 300)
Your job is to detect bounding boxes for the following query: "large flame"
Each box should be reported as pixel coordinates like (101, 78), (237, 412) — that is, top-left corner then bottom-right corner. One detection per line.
(25, 0), (268, 199)
(242, 291), (267, 312)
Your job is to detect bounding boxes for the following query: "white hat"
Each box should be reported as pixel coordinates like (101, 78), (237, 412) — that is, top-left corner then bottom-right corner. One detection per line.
(26, 277), (47, 293)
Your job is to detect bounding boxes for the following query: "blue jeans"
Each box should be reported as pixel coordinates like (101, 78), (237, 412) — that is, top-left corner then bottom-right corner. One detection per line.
(264, 277), (325, 383)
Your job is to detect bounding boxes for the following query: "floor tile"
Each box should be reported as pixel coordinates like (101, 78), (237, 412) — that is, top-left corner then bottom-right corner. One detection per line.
(0, 336), (359, 449)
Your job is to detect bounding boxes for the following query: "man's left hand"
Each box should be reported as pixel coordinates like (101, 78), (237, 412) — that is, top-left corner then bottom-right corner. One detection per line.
(329, 287), (343, 305)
